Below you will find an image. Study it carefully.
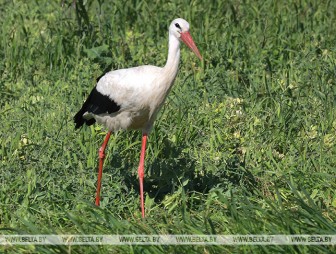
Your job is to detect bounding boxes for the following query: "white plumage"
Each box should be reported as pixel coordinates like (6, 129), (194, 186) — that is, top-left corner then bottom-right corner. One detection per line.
(74, 18), (202, 218)
(92, 65), (164, 133)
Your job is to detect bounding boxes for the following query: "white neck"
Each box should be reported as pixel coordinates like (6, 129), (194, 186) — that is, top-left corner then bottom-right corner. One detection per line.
(163, 32), (180, 78)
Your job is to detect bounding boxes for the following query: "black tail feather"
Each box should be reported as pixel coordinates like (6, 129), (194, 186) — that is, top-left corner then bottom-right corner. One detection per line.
(74, 85), (120, 129)
(74, 88), (97, 129)
(74, 108), (96, 129)
(74, 109), (85, 129)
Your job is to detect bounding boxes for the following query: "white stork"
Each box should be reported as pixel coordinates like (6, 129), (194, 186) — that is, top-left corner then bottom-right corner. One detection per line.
(74, 18), (202, 218)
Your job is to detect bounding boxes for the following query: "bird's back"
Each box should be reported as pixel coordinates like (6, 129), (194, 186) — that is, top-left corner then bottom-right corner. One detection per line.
(74, 65), (164, 132)
(97, 65), (162, 108)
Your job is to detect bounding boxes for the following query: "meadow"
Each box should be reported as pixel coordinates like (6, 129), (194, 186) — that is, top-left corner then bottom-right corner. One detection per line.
(0, 0), (335, 253)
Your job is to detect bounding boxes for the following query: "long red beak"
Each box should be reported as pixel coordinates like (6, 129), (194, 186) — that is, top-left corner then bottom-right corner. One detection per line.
(180, 31), (203, 61)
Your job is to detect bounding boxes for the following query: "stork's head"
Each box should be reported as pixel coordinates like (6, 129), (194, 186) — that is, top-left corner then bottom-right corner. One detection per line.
(169, 18), (203, 60)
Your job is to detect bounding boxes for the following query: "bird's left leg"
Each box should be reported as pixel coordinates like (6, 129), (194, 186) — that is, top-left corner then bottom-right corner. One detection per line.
(95, 131), (112, 206)
(138, 133), (148, 218)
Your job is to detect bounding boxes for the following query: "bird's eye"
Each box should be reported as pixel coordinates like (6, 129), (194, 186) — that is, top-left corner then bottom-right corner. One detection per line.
(175, 23), (181, 30)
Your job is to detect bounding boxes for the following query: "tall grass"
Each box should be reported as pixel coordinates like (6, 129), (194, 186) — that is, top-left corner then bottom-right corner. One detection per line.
(1, 0), (335, 253)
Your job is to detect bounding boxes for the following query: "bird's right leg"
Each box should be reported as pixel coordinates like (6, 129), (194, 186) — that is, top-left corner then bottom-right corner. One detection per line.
(138, 133), (148, 218)
(95, 131), (112, 206)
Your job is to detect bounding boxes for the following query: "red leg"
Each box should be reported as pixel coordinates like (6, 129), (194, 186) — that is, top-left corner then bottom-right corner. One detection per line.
(95, 131), (112, 206)
(138, 133), (147, 218)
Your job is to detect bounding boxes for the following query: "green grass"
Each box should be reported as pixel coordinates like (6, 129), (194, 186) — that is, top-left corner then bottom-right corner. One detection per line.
(1, 0), (336, 253)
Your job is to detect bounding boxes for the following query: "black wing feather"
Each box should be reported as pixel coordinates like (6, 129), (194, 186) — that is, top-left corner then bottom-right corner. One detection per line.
(74, 87), (120, 129)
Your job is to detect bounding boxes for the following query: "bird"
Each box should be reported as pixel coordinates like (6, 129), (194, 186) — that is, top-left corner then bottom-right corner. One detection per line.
(74, 18), (202, 218)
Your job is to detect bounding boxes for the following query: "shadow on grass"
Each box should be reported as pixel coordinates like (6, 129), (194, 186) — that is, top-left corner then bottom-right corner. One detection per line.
(106, 137), (258, 203)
